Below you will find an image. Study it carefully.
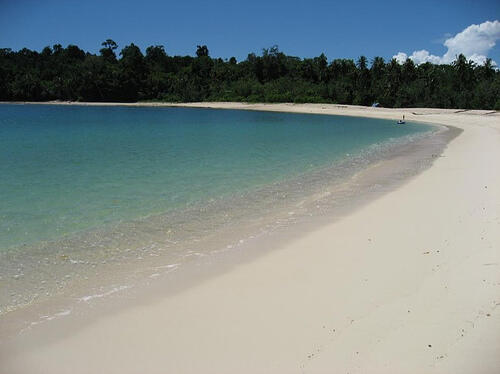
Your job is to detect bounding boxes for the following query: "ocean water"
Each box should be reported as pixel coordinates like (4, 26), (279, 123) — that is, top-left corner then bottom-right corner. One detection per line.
(0, 104), (433, 316)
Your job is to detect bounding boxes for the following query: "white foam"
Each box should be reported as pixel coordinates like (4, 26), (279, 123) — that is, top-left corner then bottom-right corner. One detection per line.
(78, 285), (131, 302)
(20, 308), (73, 334)
(55, 309), (71, 317)
(155, 263), (180, 270)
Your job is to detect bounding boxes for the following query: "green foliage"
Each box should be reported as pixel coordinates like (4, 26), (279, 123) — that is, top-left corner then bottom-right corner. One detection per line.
(0, 43), (498, 109)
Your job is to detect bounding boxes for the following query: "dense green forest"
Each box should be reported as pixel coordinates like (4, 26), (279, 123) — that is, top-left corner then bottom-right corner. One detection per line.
(0, 40), (499, 109)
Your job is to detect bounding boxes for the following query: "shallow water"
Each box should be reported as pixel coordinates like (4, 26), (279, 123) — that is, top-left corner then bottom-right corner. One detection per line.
(0, 104), (433, 316)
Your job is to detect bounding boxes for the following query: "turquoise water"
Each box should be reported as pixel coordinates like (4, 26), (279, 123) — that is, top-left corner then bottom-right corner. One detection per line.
(0, 104), (430, 251)
(0, 104), (438, 317)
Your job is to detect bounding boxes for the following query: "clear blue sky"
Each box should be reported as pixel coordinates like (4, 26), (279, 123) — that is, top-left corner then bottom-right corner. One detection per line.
(1, 0), (499, 63)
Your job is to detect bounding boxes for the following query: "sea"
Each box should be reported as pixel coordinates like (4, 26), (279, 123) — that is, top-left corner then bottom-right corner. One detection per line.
(0, 104), (437, 322)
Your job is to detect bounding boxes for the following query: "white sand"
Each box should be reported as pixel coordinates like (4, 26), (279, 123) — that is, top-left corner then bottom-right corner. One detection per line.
(2, 103), (500, 373)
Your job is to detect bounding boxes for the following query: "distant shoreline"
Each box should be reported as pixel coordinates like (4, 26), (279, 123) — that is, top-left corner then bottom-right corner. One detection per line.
(2, 100), (497, 121)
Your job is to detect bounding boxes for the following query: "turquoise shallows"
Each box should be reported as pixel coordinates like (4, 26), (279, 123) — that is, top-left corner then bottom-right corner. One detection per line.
(0, 104), (430, 250)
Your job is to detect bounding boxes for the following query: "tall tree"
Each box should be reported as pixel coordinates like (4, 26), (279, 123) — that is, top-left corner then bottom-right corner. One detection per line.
(196, 45), (209, 57)
(100, 39), (118, 61)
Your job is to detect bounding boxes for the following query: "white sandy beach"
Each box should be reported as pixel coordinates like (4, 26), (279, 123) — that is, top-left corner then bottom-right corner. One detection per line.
(1, 103), (500, 373)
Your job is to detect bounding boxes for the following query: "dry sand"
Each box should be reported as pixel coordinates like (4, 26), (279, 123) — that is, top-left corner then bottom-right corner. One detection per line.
(1, 103), (499, 373)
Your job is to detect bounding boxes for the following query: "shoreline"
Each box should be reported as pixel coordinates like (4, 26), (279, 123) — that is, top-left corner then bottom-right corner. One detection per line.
(0, 121), (453, 340)
(0, 106), (440, 322)
(1, 103), (499, 373)
(3, 99), (498, 118)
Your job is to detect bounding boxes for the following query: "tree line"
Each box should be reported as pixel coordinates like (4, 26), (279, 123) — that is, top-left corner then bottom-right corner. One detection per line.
(0, 40), (499, 109)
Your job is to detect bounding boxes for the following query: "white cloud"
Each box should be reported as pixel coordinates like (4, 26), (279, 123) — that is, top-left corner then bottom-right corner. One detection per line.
(393, 20), (500, 65)
(393, 52), (408, 64)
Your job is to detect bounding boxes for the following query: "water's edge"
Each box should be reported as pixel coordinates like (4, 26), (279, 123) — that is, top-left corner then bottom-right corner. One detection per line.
(0, 118), (461, 342)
